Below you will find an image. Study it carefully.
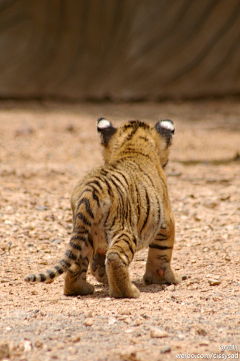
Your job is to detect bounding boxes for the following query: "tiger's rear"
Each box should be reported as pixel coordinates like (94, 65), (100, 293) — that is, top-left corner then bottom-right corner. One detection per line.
(24, 118), (181, 298)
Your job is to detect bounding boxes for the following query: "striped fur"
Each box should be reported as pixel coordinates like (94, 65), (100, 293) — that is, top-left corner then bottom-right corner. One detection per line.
(24, 118), (181, 298)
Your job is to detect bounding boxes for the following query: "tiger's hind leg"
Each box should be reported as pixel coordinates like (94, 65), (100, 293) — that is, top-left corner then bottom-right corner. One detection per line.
(64, 256), (94, 296)
(143, 219), (181, 286)
(106, 231), (140, 298)
(64, 233), (94, 296)
(90, 249), (108, 284)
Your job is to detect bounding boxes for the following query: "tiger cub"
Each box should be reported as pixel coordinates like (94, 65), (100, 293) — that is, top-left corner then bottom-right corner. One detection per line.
(24, 118), (181, 298)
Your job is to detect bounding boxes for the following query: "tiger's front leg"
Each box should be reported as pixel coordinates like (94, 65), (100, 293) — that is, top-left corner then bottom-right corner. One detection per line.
(143, 214), (181, 286)
(106, 231), (140, 298)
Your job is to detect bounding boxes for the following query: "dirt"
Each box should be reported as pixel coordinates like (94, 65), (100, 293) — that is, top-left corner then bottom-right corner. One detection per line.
(0, 100), (240, 361)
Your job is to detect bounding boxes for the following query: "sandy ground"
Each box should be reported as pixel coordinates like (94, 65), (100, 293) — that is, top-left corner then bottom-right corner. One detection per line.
(0, 100), (240, 361)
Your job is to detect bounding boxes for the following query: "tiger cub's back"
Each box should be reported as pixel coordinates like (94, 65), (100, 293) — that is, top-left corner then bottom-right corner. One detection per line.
(24, 118), (181, 298)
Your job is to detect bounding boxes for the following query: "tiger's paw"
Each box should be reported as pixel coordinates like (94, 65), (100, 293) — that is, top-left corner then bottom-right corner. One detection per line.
(64, 270), (95, 296)
(91, 250), (108, 284)
(143, 266), (182, 286)
(64, 281), (94, 296)
(109, 283), (140, 299)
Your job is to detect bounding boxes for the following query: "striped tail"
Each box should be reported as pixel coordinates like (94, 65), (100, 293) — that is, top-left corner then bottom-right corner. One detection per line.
(23, 257), (72, 283)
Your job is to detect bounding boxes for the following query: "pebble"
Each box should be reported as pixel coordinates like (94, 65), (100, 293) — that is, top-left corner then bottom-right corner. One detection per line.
(119, 346), (137, 361)
(160, 345), (171, 353)
(23, 341), (32, 352)
(196, 328), (207, 336)
(199, 341), (209, 346)
(83, 318), (94, 326)
(0, 342), (10, 359)
(208, 279), (221, 286)
(203, 200), (218, 209)
(150, 328), (168, 338)
(71, 335), (81, 343)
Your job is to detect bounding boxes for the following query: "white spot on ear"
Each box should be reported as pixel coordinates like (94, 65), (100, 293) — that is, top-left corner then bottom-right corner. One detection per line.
(97, 118), (111, 129)
(160, 119), (174, 132)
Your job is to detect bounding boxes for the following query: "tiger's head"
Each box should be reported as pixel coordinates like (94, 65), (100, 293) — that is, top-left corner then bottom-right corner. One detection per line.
(97, 118), (174, 168)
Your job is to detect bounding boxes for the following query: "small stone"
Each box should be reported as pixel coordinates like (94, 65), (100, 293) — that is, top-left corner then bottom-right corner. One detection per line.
(71, 335), (81, 343)
(120, 309), (131, 315)
(202, 247), (210, 253)
(150, 328), (168, 338)
(160, 345), (171, 353)
(85, 311), (93, 318)
(0, 342), (10, 359)
(203, 200), (218, 209)
(182, 275), (188, 280)
(35, 340), (43, 348)
(167, 284), (175, 292)
(51, 239), (61, 245)
(68, 346), (78, 355)
(83, 318), (94, 326)
(208, 279), (221, 286)
(196, 328), (207, 336)
(200, 341), (209, 346)
(65, 124), (76, 132)
(36, 205), (48, 211)
(225, 255), (231, 261)
(23, 341), (32, 352)
(119, 346), (137, 361)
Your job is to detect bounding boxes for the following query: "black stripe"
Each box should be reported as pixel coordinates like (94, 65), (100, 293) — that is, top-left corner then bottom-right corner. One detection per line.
(111, 168), (128, 186)
(78, 198), (94, 218)
(103, 177), (114, 198)
(54, 265), (64, 275)
(47, 270), (56, 279)
(137, 163), (155, 188)
(109, 215), (117, 228)
(59, 259), (71, 268)
(88, 234), (94, 249)
(72, 228), (88, 234)
(90, 179), (103, 191)
(113, 238), (134, 256)
(140, 188), (150, 232)
(156, 255), (169, 262)
(133, 236), (137, 245)
(111, 173), (125, 188)
(92, 191), (100, 207)
(70, 239), (82, 251)
(65, 249), (77, 260)
(83, 185), (100, 207)
(77, 212), (91, 226)
(149, 244), (173, 251)
(40, 273), (47, 282)
(155, 233), (168, 241)
(71, 234), (88, 244)
(32, 275), (36, 282)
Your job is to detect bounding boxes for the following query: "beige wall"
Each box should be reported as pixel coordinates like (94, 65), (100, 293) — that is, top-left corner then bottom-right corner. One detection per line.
(0, 0), (240, 100)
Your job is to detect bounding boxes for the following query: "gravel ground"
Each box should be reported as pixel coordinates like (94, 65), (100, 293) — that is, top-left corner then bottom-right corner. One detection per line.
(0, 100), (240, 361)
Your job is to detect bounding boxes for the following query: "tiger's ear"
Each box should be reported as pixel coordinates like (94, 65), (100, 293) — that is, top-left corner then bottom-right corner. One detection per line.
(97, 118), (117, 145)
(155, 119), (175, 146)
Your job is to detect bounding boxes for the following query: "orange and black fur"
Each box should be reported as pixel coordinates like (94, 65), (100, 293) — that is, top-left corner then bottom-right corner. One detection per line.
(24, 118), (181, 298)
